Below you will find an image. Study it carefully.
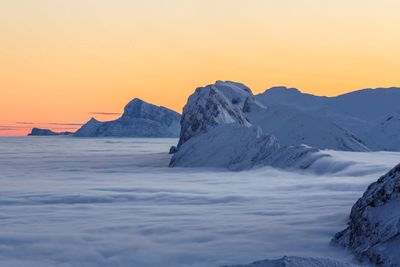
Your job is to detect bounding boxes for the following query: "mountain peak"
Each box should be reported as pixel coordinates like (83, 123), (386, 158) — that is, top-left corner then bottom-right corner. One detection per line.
(88, 117), (99, 123)
(214, 80), (253, 94)
(265, 86), (301, 94)
(122, 98), (158, 118)
(124, 98), (147, 109)
(74, 98), (181, 137)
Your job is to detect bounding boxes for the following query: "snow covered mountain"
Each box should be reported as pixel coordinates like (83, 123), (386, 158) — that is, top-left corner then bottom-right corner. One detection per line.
(362, 114), (400, 151)
(244, 103), (368, 152)
(256, 86), (400, 151)
(175, 80), (367, 152)
(170, 81), (329, 171)
(220, 256), (358, 267)
(333, 163), (400, 266)
(28, 128), (73, 136)
(177, 81), (251, 148)
(74, 98), (181, 137)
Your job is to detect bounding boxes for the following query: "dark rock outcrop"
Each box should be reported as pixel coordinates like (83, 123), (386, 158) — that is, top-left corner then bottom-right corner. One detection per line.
(333, 163), (400, 266)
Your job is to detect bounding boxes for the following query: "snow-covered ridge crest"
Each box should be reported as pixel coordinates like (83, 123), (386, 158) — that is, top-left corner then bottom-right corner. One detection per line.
(171, 81), (329, 171)
(256, 86), (400, 151)
(74, 98), (181, 137)
(333, 163), (400, 266)
(177, 81), (252, 147)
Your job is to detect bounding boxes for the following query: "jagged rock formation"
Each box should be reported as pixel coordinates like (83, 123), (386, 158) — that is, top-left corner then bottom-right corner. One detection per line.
(74, 98), (181, 137)
(220, 256), (358, 267)
(177, 81), (251, 147)
(256, 86), (400, 151)
(170, 81), (329, 171)
(28, 128), (73, 136)
(333, 163), (400, 266)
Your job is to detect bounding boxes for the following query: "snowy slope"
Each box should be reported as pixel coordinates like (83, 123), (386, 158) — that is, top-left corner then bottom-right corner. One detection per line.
(171, 124), (327, 171)
(362, 114), (400, 151)
(333, 163), (400, 266)
(74, 98), (181, 137)
(256, 86), (400, 123)
(256, 86), (400, 151)
(245, 104), (368, 152)
(171, 81), (329, 170)
(220, 256), (359, 267)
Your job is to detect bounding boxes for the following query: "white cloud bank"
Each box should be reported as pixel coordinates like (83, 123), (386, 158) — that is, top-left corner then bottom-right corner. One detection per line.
(0, 137), (398, 267)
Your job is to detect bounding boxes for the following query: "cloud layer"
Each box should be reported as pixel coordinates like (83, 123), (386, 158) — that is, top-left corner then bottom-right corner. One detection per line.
(0, 137), (398, 267)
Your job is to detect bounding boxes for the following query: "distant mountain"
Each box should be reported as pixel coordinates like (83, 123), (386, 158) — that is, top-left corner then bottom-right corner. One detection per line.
(256, 86), (400, 151)
(74, 98), (181, 137)
(28, 128), (73, 136)
(333, 163), (400, 266)
(170, 81), (329, 171)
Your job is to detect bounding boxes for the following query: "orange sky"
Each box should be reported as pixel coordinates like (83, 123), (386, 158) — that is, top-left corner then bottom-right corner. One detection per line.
(1, 0), (400, 136)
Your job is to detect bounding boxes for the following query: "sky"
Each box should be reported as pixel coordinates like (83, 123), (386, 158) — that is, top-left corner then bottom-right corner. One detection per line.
(1, 0), (400, 136)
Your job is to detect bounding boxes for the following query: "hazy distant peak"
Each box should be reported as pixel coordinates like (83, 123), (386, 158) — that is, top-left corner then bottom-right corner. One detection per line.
(74, 97), (181, 138)
(88, 117), (100, 123)
(124, 98), (148, 110)
(28, 128), (73, 136)
(336, 87), (400, 98)
(264, 86), (301, 94)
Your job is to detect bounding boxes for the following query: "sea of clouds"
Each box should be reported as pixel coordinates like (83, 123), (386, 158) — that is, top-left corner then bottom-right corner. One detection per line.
(0, 137), (399, 267)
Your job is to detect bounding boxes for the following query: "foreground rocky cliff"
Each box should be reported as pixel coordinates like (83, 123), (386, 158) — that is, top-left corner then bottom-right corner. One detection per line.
(170, 81), (329, 171)
(333, 163), (400, 266)
(74, 98), (181, 137)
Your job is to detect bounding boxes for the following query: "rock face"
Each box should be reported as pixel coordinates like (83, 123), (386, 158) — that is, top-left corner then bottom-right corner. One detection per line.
(28, 128), (73, 136)
(333, 163), (400, 266)
(74, 98), (181, 137)
(220, 256), (358, 267)
(177, 81), (251, 147)
(170, 81), (329, 171)
(256, 86), (400, 151)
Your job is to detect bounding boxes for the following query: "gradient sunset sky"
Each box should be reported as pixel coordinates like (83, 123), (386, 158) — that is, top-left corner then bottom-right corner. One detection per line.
(1, 0), (400, 136)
